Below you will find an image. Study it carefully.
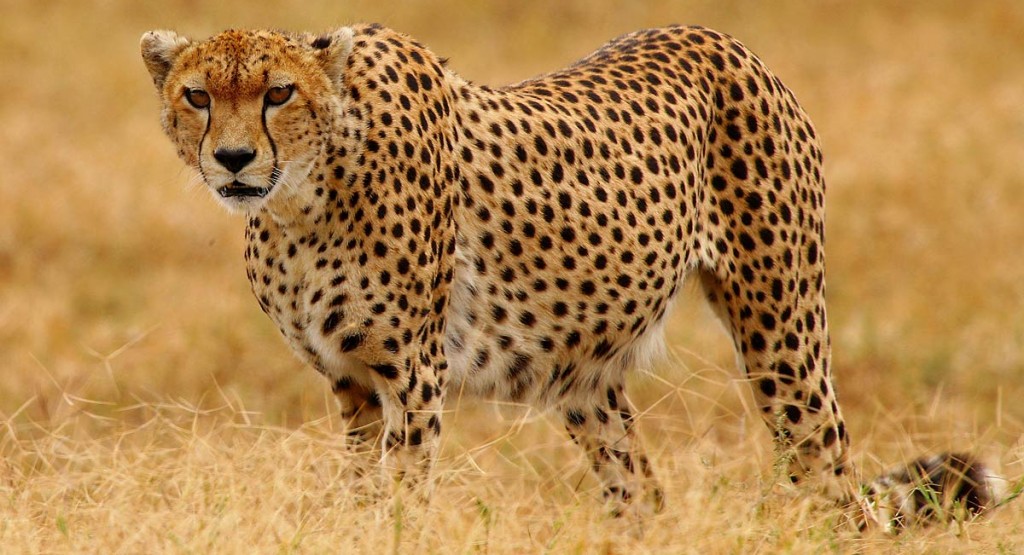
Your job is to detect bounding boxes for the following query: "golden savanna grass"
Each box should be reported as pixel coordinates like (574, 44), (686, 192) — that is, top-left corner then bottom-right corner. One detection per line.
(2, 0), (1024, 552)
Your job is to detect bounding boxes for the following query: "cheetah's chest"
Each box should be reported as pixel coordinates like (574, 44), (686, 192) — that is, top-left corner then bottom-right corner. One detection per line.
(244, 225), (364, 381)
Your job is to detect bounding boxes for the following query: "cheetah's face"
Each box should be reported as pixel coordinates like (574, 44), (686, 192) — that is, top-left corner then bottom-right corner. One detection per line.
(141, 28), (353, 213)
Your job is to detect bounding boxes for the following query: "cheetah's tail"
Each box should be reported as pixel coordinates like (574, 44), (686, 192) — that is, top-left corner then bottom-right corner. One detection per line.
(857, 452), (1013, 532)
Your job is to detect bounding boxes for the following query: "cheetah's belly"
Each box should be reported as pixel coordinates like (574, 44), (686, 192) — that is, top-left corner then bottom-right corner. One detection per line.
(444, 236), (683, 406)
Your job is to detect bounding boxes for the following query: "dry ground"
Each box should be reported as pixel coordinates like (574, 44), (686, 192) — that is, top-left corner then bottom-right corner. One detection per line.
(2, 0), (1024, 552)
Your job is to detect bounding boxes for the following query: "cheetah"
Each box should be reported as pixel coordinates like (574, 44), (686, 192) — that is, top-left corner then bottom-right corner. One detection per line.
(141, 23), (1004, 530)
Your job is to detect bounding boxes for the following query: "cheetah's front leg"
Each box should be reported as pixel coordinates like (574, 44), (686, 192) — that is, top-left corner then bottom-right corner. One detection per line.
(331, 375), (384, 478)
(367, 354), (445, 494)
(562, 382), (665, 519)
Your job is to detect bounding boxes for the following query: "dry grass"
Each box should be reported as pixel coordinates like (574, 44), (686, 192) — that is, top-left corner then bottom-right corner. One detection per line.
(3, 0), (1024, 552)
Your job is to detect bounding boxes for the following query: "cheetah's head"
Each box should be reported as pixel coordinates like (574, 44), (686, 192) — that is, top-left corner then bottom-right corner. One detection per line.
(141, 28), (354, 213)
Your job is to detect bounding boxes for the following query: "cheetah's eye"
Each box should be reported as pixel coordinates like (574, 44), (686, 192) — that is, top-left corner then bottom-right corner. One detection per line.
(184, 88), (210, 109)
(266, 85), (294, 106)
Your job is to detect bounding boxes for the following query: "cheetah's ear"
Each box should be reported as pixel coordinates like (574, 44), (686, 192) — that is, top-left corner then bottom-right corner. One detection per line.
(308, 27), (355, 91)
(141, 30), (192, 91)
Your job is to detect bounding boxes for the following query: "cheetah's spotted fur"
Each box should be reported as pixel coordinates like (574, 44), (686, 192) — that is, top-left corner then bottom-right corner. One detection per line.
(142, 23), (1003, 529)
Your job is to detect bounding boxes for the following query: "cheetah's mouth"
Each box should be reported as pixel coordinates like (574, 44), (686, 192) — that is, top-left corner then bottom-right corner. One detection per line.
(217, 181), (271, 198)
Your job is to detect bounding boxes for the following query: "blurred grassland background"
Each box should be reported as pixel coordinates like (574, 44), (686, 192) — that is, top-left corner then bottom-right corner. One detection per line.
(2, 0), (1024, 552)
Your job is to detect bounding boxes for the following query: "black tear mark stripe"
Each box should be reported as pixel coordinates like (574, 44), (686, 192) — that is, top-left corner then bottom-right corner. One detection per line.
(197, 107), (212, 180)
(261, 102), (279, 179)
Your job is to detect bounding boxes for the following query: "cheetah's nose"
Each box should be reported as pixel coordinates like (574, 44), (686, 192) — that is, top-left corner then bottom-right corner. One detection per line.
(213, 147), (256, 173)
